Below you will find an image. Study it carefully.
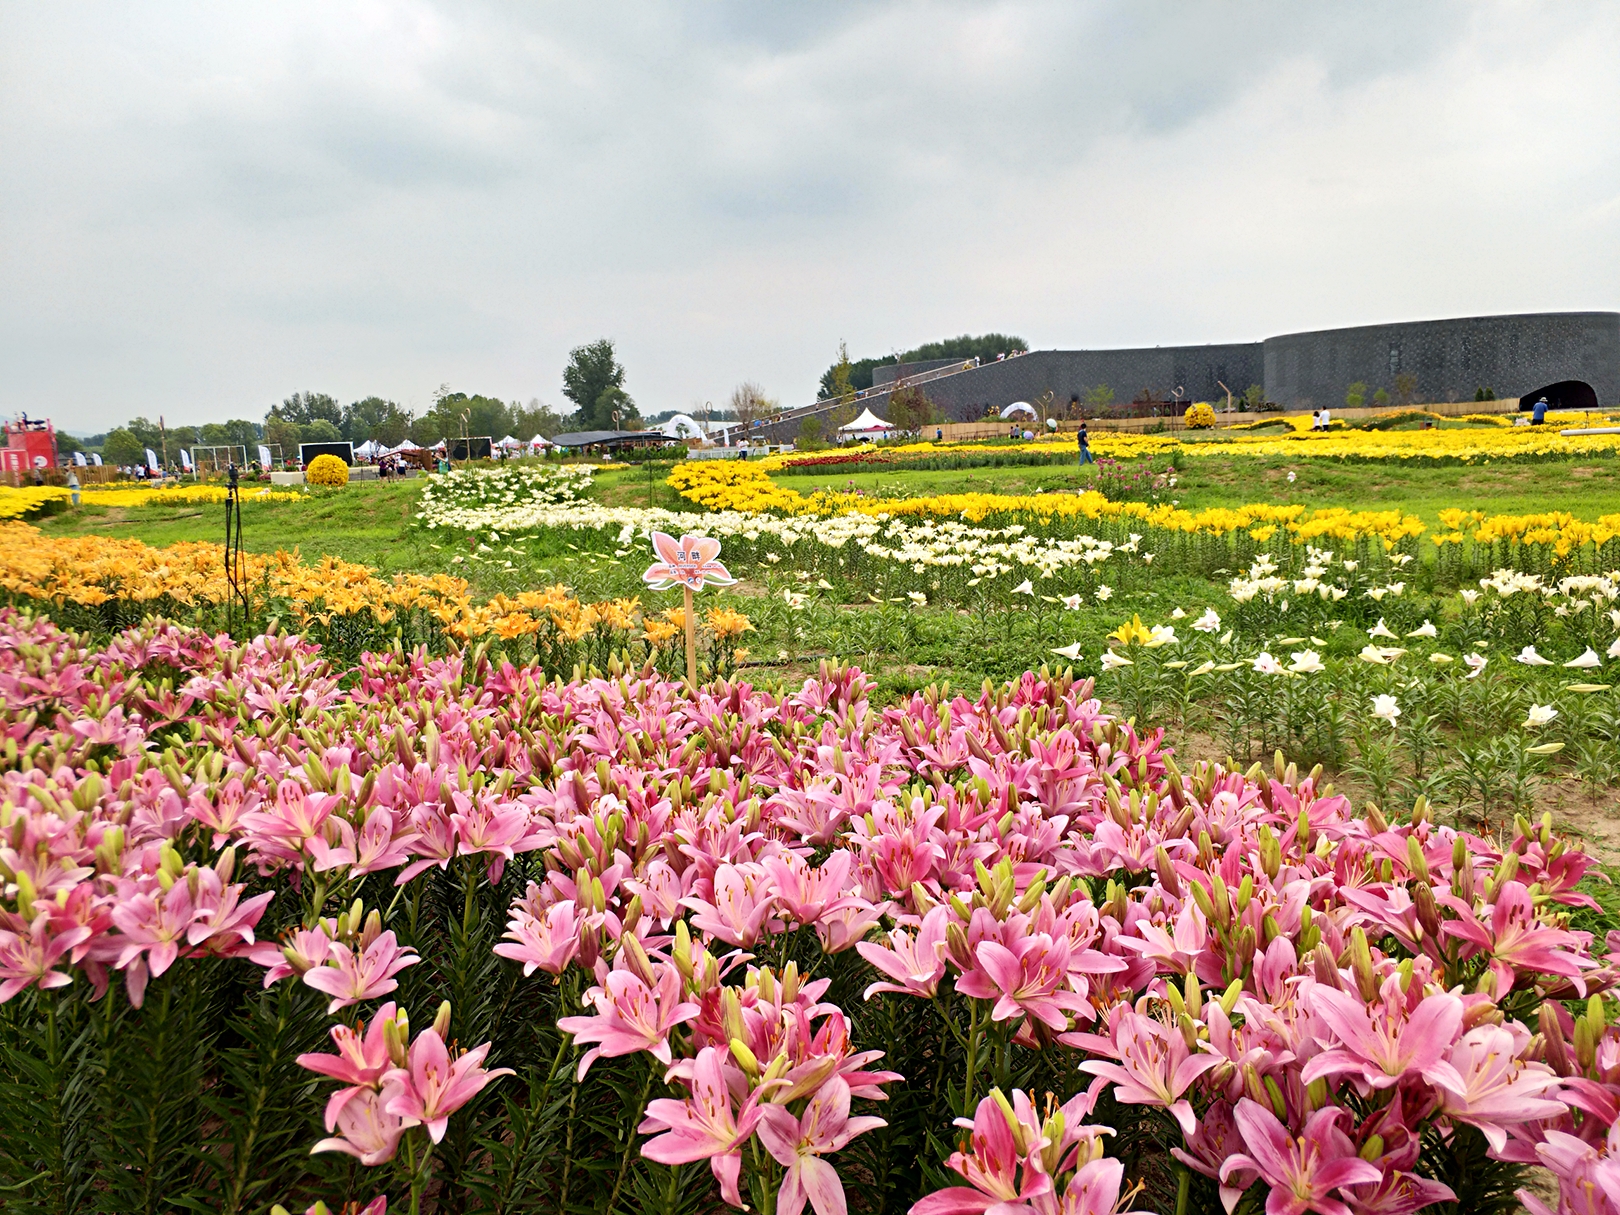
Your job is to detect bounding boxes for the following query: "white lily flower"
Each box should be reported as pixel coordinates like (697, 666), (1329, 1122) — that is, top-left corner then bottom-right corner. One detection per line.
(1524, 704), (1559, 728)
(1359, 645), (1393, 665)
(1289, 650), (1325, 674)
(1371, 694), (1401, 726)
(1368, 618), (1398, 639)
(1515, 645), (1555, 666)
(1464, 653), (1488, 678)
(1406, 620), (1438, 638)
(1095, 585), (1113, 601)
(1170, 607), (1186, 619)
(1608, 635), (1620, 659)
(1100, 649), (1133, 671)
(1192, 608), (1221, 633)
(1061, 594), (1084, 610)
(1565, 648), (1602, 669)
(1051, 642), (1083, 661)
(1429, 653), (1453, 665)
(1147, 625), (1178, 647)
(1252, 652), (1284, 675)
(1012, 579), (1034, 595)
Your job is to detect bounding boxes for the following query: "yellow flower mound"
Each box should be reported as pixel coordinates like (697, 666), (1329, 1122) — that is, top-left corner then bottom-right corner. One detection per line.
(0, 521), (751, 647)
(306, 455), (350, 487)
(0, 487), (72, 520)
(1183, 402), (1216, 429)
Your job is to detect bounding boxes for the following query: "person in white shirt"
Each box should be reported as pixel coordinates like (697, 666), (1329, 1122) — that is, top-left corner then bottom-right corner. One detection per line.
(1318, 408), (1330, 430)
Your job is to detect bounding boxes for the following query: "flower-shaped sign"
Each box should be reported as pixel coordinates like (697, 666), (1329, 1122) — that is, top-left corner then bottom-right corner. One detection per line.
(642, 532), (736, 592)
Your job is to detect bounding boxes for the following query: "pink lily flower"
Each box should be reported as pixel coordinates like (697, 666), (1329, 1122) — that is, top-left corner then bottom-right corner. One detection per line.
(910, 1087), (1054, 1214)
(312, 1084), (407, 1166)
(640, 1045), (764, 1209)
(557, 962), (700, 1079)
(297, 1002), (399, 1129)
(957, 934), (1089, 1032)
(1077, 1008), (1219, 1136)
(681, 864), (782, 947)
(383, 1028), (512, 1143)
(1442, 880), (1595, 994)
(0, 918), (81, 1002)
(1303, 983), (1463, 1091)
(763, 852), (863, 925)
(1221, 1100), (1382, 1215)
(641, 532), (736, 591)
(493, 899), (583, 976)
(859, 905), (949, 999)
(1052, 1157), (1128, 1215)
(307, 806), (418, 877)
(815, 899), (888, 954)
(759, 1076), (887, 1215)
(1426, 1024), (1567, 1152)
(302, 930), (420, 1013)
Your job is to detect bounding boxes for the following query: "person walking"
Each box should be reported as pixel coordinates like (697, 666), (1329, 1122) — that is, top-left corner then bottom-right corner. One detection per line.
(1077, 421), (1094, 466)
(1532, 396), (1549, 426)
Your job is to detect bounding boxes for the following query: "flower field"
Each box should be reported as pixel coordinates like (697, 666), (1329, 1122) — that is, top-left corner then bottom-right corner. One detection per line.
(2, 606), (1618, 1215)
(0, 482), (306, 521)
(11, 441), (1620, 1215)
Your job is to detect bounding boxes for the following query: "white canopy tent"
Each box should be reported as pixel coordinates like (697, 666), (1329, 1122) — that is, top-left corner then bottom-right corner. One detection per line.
(1000, 401), (1038, 419)
(386, 439), (422, 454)
(495, 435), (523, 450)
(528, 434), (553, 449)
(837, 407), (895, 437)
(354, 439), (384, 459)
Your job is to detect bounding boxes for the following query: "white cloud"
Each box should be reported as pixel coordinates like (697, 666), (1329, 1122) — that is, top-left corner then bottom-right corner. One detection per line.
(1, 0), (1617, 429)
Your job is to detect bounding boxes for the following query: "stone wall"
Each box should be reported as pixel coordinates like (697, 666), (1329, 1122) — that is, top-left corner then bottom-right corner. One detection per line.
(1262, 312), (1620, 409)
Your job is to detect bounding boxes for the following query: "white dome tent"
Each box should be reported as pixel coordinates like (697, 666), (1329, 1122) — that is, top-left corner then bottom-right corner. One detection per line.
(658, 414), (707, 442)
(836, 407), (895, 438)
(1000, 401), (1038, 419)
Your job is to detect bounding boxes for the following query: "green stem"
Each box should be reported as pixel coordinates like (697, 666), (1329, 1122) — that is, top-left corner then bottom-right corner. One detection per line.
(1176, 1163), (1191, 1215)
(605, 1065), (656, 1213)
(963, 999), (981, 1118)
(43, 991), (66, 1215)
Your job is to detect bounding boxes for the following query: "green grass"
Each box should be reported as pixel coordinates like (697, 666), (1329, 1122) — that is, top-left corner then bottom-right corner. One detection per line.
(775, 453), (1620, 528)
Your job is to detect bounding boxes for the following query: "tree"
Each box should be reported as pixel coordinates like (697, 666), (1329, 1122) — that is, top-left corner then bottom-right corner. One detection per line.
(512, 399), (567, 440)
(888, 385), (934, 433)
(1345, 381), (1368, 409)
(125, 416), (164, 451)
(1373, 388), (1391, 407)
(303, 419), (342, 443)
(1083, 384), (1115, 410)
(272, 391), (342, 427)
(102, 428), (143, 467)
(1394, 373), (1419, 407)
(342, 397), (413, 446)
(562, 340), (634, 430)
(798, 415), (827, 450)
(264, 416), (302, 459)
(727, 381), (780, 430)
(818, 333), (1027, 399)
(820, 342), (857, 403)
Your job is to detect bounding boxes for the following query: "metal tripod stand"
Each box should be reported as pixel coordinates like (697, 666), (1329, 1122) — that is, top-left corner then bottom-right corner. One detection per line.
(223, 463), (249, 636)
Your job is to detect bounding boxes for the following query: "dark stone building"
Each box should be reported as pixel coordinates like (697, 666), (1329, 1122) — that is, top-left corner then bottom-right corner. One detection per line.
(1260, 312), (1620, 408)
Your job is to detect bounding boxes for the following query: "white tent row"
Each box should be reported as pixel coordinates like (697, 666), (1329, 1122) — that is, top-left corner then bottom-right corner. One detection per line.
(386, 440), (422, 454)
(354, 439), (384, 458)
(495, 435), (523, 450)
(837, 407), (895, 436)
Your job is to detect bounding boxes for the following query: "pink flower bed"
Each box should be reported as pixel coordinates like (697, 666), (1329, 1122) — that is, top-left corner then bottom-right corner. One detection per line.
(0, 609), (1615, 1215)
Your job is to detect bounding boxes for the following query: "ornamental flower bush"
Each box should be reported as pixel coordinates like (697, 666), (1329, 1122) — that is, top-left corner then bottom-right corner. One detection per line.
(307, 455), (351, 488)
(2, 608), (1618, 1214)
(1184, 403), (1217, 429)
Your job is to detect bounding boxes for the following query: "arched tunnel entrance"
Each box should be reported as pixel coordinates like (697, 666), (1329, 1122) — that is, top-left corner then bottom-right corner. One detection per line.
(1519, 380), (1599, 411)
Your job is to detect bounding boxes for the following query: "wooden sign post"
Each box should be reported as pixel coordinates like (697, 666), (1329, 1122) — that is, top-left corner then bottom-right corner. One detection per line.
(642, 532), (736, 689)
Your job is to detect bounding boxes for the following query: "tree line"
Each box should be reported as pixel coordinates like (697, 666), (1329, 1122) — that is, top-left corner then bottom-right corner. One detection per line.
(76, 339), (639, 465)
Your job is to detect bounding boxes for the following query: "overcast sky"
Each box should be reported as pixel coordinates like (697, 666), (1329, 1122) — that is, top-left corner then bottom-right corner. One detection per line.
(3, 2), (1618, 432)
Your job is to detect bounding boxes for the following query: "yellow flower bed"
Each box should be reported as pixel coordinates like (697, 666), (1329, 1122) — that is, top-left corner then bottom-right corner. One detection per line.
(664, 460), (1424, 545)
(0, 487), (72, 519)
(0, 521), (747, 645)
(0, 483), (306, 519)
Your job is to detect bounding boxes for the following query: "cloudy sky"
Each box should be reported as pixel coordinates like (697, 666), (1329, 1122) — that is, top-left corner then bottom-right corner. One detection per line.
(3, 2), (1618, 432)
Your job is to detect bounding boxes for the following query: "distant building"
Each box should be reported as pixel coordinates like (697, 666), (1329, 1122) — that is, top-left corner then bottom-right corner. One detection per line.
(4, 415), (58, 476)
(769, 312), (1620, 435)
